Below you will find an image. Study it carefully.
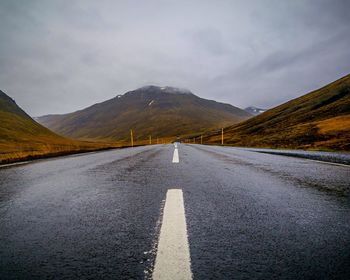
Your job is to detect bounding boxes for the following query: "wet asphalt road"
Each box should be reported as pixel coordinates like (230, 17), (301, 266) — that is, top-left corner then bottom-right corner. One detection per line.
(0, 144), (349, 279)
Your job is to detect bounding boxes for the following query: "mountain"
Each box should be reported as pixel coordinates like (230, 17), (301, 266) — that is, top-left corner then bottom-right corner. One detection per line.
(37, 86), (252, 141)
(203, 74), (350, 150)
(244, 106), (266, 116)
(0, 90), (111, 163)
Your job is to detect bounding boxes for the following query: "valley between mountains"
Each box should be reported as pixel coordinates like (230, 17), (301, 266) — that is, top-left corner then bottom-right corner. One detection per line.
(1, 75), (349, 164)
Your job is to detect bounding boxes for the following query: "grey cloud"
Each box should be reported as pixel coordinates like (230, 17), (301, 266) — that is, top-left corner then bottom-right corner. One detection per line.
(188, 28), (230, 56)
(0, 0), (349, 116)
(249, 30), (350, 75)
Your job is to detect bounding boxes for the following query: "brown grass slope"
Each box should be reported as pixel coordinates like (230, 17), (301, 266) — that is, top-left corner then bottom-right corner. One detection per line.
(0, 90), (112, 164)
(37, 86), (251, 141)
(204, 74), (350, 150)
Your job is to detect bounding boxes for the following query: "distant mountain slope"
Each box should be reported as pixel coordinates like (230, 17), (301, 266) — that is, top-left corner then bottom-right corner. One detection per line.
(204, 74), (350, 150)
(0, 90), (110, 163)
(244, 106), (266, 116)
(37, 86), (251, 141)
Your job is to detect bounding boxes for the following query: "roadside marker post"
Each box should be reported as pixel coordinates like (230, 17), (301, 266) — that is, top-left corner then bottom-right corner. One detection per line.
(221, 128), (224, 145)
(149, 135), (152, 145)
(201, 135), (203, 145)
(130, 129), (134, 147)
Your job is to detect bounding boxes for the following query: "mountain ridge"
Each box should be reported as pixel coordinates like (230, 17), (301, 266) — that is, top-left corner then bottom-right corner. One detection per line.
(37, 86), (252, 141)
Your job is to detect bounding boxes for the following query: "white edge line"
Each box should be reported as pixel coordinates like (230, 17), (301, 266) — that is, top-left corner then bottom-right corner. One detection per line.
(304, 158), (350, 168)
(246, 150), (350, 168)
(0, 161), (31, 168)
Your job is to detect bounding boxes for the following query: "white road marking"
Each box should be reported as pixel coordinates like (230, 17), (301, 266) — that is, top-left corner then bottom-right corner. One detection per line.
(153, 189), (192, 280)
(256, 151), (350, 168)
(0, 161), (31, 168)
(305, 158), (350, 168)
(0, 149), (118, 169)
(249, 149), (350, 168)
(172, 148), (179, 163)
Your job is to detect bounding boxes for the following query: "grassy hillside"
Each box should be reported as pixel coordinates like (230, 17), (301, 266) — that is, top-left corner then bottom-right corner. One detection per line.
(37, 86), (251, 141)
(0, 90), (114, 164)
(202, 74), (350, 150)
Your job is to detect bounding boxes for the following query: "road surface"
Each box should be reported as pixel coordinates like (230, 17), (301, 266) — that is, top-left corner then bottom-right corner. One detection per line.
(0, 144), (349, 279)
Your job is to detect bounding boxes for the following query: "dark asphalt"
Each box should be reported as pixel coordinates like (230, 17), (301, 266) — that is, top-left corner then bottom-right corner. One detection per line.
(0, 144), (349, 279)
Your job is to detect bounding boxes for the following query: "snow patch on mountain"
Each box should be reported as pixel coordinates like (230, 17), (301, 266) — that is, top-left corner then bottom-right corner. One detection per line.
(244, 106), (267, 116)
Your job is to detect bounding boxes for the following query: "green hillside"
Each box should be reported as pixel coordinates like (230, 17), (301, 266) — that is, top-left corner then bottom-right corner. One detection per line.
(0, 90), (112, 163)
(203, 74), (350, 150)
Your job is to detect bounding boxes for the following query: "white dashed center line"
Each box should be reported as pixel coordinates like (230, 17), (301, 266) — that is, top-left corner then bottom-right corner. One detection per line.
(172, 143), (179, 163)
(152, 189), (192, 280)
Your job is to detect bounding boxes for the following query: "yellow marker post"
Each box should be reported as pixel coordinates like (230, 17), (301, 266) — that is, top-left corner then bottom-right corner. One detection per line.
(221, 128), (224, 145)
(149, 135), (152, 145)
(130, 129), (134, 147)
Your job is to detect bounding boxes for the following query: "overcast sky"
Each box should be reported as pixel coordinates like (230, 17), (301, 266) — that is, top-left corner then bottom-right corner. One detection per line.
(0, 0), (349, 116)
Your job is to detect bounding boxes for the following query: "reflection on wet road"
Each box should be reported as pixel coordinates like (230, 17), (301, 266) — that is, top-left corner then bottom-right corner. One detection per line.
(0, 144), (349, 279)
